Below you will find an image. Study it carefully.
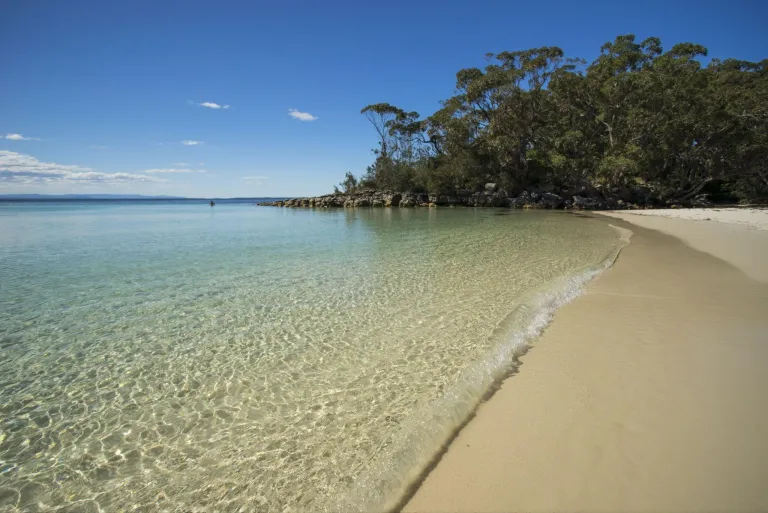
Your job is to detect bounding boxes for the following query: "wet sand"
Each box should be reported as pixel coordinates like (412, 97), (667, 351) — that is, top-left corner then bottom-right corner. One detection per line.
(403, 215), (768, 512)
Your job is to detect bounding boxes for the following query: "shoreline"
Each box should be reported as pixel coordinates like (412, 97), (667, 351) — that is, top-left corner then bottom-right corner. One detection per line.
(601, 209), (768, 284)
(402, 211), (768, 512)
(258, 189), (766, 210)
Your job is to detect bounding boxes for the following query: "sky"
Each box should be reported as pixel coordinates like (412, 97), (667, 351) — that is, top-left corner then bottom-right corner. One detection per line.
(1, 0), (767, 198)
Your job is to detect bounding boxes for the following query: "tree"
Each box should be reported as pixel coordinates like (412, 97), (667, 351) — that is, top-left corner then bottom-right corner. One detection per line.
(339, 171), (358, 193)
(343, 35), (767, 203)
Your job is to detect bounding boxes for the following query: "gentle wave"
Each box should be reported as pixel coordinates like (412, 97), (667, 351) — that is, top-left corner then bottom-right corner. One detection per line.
(333, 224), (633, 512)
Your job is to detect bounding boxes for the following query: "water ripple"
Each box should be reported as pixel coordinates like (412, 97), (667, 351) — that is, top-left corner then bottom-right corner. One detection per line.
(0, 205), (622, 512)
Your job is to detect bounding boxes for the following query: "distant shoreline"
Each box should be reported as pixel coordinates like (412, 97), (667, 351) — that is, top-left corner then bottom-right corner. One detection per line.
(0, 196), (288, 202)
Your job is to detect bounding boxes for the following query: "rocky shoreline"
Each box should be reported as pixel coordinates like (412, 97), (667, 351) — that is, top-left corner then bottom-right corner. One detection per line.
(258, 183), (714, 210)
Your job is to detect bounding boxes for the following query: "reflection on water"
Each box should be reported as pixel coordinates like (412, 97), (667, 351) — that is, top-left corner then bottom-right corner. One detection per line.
(0, 203), (622, 512)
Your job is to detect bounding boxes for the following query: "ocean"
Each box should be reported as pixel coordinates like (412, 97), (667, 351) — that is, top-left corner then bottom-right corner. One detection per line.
(0, 200), (625, 512)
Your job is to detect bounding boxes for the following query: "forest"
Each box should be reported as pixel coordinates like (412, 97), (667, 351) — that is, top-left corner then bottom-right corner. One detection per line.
(339, 35), (767, 205)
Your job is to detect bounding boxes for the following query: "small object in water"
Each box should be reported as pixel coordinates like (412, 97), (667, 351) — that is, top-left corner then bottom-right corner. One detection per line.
(210, 200), (215, 207)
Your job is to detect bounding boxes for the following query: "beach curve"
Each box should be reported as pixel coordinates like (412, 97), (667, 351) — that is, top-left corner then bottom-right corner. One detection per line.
(403, 211), (768, 512)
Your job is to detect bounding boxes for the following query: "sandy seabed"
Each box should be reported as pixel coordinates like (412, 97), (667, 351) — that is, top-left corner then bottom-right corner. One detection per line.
(404, 208), (768, 513)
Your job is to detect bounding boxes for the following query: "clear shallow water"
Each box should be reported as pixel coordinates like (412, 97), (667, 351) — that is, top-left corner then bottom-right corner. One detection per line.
(0, 201), (624, 512)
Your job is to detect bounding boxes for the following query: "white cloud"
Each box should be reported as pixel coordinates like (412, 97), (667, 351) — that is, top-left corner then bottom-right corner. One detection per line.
(172, 162), (190, 167)
(4, 133), (41, 141)
(143, 168), (206, 174)
(288, 109), (317, 121)
(0, 151), (166, 185)
(242, 176), (269, 181)
(198, 101), (230, 109)
(181, 140), (203, 146)
(198, 162), (205, 166)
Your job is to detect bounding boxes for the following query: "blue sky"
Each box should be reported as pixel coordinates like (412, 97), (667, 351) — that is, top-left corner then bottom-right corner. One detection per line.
(1, 0), (766, 198)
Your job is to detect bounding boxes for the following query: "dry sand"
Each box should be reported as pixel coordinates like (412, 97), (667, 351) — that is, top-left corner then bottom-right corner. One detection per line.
(602, 208), (768, 284)
(606, 207), (768, 231)
(403, 212), (768, 513)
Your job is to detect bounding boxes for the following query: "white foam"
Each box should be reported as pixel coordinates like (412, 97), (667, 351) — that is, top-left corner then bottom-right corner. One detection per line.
(333, 227), (632, 512)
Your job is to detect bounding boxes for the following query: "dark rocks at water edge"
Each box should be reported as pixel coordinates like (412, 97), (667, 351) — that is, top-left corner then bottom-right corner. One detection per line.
(258, 184), (714, 210)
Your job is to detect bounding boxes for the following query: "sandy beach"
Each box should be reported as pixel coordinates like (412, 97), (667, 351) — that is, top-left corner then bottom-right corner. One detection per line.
(404, 209), (768, 513)
(602, 209), (768, 284)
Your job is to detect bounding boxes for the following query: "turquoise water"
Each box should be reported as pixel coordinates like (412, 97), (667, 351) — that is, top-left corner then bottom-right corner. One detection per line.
(0, 201), (624, 512)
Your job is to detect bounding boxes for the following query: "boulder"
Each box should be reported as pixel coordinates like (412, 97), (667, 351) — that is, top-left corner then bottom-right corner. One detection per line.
(540, 192), (563, 208)
(692, 194), (712, 207)
(485, 194), (509, 207)
(572, 195), (600, 209)
(484, 183), (498, 193)
(384, 193), (402, 207)
(629, 186), (654, 205)
(430, 194), (464, 206)
(509, 191), (531, 208)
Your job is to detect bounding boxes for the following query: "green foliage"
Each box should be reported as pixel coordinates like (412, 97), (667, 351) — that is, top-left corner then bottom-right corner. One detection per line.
(343, 35), (767, 202)
(339, 171), (358, 193)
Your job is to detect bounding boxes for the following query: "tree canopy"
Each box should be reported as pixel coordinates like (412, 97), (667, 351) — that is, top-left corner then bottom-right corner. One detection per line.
(348, 35), (767, 204)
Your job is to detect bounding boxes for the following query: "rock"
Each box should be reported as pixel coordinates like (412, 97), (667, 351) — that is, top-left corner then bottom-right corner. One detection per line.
(431, 194), (465, 206)
(602, 195), (620, 209)
(383, 193), (401, 207)
(509, 191), (531, 208)
(540, 192), (563, 208)
(629, 186), (654, 205)
(256, 186), (666, 211)
(692, 194), (712, 207)
(400, 193), (428, 207)
(572, 195), (600, 209)
(485, 194), (509, 207)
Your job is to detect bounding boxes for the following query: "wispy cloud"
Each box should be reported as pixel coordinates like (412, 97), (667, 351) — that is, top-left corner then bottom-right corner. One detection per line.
(181, 140), (203, 146)
(242, 176), (269, 181)
(200, 101), (230, 109)
(143, 168), (206, 174)
(288, 109), (317, 121)
(0, 151), (166, 185)
(4, 133), (41, 141)
(189, 100), (230, 109)
(172, 162), (190, 167)
(88, 145), (107, 149)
